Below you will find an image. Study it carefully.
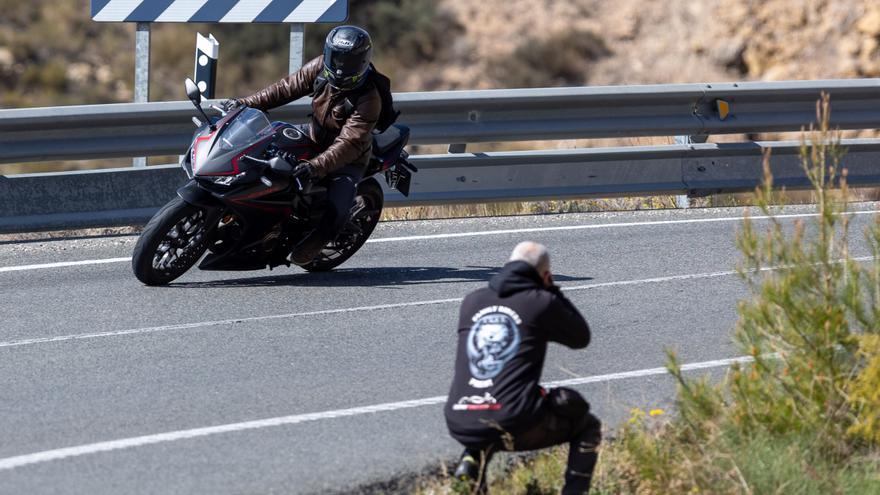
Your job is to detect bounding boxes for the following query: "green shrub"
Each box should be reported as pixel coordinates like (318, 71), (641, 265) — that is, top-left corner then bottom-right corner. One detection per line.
(21, 60), (67, 93)
(304, 0), (463, 77)
(590, 94), (880, 493)
(848, 334), (880, 445)
(490, 30), (610, 88)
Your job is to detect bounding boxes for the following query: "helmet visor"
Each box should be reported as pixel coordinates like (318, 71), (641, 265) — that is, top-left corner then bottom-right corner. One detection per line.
(325, 48), (365, 78)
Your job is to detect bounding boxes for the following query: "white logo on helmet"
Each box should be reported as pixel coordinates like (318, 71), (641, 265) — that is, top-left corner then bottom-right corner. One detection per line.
(334, 38), (354, 48)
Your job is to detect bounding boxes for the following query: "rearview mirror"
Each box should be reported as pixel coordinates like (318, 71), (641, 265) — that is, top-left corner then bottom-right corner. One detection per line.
(184, 78), (201, 105)
(184, 78), (214, 130)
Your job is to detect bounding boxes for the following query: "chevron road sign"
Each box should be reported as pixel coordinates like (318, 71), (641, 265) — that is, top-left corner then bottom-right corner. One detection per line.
(91, 0), (349, 23)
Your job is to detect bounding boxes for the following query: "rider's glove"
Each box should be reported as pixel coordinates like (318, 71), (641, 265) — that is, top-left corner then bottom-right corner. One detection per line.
(292, 161), (316, 180)
(220, 99), (242, 112)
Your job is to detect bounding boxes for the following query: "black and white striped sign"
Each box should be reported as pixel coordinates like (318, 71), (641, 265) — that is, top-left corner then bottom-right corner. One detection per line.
(91, 0), (348, 23)
(195, 33), (219, 99)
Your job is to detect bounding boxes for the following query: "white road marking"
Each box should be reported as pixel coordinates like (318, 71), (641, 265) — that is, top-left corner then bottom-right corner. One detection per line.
(1, 210), (875, 273)
(366, 210), (877, 243)
(2, 258), (873, 349)
(0, 257), (131, 273)
(0, 298), (461, 348)
(549, 355), (754, 388)
(0, 355), (753, 471)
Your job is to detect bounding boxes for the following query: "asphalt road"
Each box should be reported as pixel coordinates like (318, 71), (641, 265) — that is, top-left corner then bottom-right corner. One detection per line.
(1, 203), (877, 494)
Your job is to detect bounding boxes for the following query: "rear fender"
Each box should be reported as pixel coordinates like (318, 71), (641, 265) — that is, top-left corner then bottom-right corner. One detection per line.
(358, 176), (383, 196)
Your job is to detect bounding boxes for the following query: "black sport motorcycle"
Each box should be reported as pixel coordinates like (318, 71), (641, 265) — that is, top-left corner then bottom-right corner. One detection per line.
(132, 79), (415, 286)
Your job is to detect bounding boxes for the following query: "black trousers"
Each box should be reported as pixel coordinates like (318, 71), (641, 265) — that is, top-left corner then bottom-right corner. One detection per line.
(294, 124), (365, 241)
(316, 164), (364, 239)
(461, 389), (602, 494)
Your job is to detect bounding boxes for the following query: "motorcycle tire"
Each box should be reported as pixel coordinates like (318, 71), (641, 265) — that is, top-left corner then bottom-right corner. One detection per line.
(303, 178), (384, 272)
(132, 197), (212, 286)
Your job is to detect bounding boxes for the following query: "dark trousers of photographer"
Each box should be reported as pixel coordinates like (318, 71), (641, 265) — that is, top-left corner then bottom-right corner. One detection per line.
(466, 388), (602, 495)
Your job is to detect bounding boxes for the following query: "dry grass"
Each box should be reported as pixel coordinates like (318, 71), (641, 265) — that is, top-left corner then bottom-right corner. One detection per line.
(381, 197), (684, 221)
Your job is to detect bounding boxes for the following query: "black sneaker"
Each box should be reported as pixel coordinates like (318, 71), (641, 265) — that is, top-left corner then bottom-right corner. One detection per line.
(453, 451), (480, 481)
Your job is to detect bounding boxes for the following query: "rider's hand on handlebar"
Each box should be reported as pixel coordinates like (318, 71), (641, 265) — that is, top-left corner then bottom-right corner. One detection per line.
(292, 161), (316, 180)
(220, 99), (242, 112)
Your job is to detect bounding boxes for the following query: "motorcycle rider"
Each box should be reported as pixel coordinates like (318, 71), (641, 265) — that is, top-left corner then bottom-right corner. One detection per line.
(230, 25), (381, 264)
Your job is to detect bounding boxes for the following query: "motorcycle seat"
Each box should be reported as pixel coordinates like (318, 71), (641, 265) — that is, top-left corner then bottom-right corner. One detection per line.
(372, 125), (410, 157)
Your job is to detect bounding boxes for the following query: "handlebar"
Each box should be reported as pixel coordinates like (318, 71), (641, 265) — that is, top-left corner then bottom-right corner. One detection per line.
(238, 155), (271, 167)
(238, 155), (304, 191)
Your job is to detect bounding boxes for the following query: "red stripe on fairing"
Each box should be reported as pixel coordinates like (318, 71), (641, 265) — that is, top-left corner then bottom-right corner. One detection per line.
(196, 134), (273, 177)
(191, 131), (215, 175)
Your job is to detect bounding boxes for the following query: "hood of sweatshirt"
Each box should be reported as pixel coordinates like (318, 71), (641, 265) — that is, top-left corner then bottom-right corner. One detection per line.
(488, 261), (545, 297)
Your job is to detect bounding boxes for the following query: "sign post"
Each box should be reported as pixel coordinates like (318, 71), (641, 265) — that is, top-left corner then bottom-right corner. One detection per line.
(133, 22), (150, 168)
(290, 24), (305, 73)
(91, 1), (349, 167)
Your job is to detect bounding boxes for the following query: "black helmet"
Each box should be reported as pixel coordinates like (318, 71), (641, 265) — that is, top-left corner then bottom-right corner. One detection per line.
(323, 26), (372, 91)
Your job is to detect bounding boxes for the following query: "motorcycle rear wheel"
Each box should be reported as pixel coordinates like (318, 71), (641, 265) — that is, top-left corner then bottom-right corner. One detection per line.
(132, 197), (212, 286)
(302, 179), (383, 272)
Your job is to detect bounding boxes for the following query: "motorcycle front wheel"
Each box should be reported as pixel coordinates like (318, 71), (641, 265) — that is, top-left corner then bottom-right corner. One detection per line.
(303, 178), (383, 272)
(132, 197), (212, 286)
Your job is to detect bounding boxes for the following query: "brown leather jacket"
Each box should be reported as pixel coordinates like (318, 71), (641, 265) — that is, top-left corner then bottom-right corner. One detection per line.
(237, 56), (381, 178)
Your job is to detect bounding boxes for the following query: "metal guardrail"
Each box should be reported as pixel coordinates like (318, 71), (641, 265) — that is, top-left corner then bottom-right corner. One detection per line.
(1, 79), (879, 164)
(3, 138), (880, 233)
(0, 79), (879, 232)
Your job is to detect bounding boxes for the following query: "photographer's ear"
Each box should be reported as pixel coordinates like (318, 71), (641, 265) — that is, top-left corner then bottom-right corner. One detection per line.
(542, 270), (554, 288)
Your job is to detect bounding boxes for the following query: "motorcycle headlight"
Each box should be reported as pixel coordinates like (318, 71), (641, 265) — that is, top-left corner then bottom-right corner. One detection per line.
(211, 172), (247, 186)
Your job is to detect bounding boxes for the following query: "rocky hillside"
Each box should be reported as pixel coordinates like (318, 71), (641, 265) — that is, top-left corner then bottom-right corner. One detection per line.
(423, 0), (880, 90)
(2, 0), (879, 109)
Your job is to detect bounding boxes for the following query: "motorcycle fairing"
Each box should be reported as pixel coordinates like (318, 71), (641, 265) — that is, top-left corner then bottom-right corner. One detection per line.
(193, 107), (274, 177)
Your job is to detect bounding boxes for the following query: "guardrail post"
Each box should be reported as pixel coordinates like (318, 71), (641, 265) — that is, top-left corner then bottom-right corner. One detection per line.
(133, 22), (150, 168)
(448, 144), (467, 153)
(674, 134), (708, 208)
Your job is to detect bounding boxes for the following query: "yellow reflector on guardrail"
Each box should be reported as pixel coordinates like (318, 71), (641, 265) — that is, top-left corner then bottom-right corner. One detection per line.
(716, 99), (731, 120)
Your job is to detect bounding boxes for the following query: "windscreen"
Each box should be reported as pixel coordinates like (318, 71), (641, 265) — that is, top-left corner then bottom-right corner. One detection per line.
(217, 108), (272, 152)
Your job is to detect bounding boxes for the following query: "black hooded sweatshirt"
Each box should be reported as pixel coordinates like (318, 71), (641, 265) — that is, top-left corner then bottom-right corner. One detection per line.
(445, 261), (591, 446)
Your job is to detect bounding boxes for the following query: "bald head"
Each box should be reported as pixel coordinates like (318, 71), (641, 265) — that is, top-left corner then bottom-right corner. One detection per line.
(509, 241), (551, 278)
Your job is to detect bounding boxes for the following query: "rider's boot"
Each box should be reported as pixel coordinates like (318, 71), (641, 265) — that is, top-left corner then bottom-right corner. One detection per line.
(288, 230), (328, 265)
(290, 172), (359, 265)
